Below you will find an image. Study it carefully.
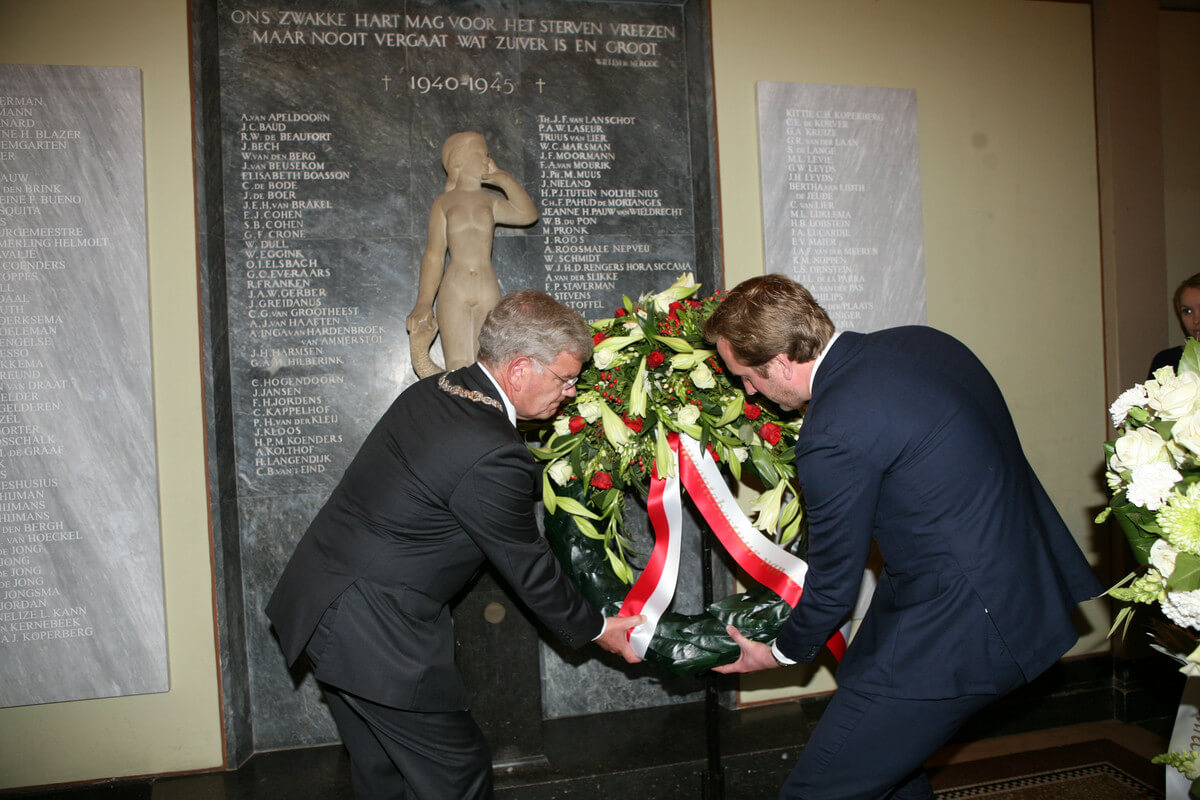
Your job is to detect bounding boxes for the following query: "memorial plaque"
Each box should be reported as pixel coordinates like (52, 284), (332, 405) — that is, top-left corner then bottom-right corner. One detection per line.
(195, 0), (718, 754)
(0, 65), (166, 707)
(757, 82), (926, 331)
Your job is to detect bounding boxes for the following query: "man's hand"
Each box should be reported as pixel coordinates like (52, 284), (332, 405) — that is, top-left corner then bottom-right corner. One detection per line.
(712, 625), (781, 674)
(595, 615), (645, 664)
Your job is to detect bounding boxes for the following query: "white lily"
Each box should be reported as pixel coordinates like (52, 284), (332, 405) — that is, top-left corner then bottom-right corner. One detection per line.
(599, 400), (633, 449)
(670, 349), (716, 370)
(648, 272), (699, 312)
(629, 356), (649, 418)
(750, 481), (788, 533)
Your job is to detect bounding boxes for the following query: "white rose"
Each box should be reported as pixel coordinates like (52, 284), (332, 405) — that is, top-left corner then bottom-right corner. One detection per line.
(690, 363), (716, 390)
(1150, 538), (1181, 578)
(577, 400), (602, 423)
(553, 418), (572, 436)
(1110, 427), (1169, 471)
(1148, 371), (1200, 420)
(731, 446), (749, 463)
(592, 349), (617, 370)
(1174, 410), (1200, 458)
(677, 404), (701, 427)
(547, 460), (574, 487)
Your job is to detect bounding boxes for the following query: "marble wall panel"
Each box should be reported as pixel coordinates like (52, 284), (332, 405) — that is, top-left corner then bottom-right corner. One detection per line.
(0, 65), (166, 707)
(757, 82), (927, 331)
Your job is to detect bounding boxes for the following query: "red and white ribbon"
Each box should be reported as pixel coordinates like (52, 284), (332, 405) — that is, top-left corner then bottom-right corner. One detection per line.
(620, 431), (868, 662)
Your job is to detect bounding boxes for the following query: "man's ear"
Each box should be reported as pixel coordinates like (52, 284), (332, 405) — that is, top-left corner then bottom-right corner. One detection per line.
(772, 353), (793, 379)
(506, 356), (532, 393)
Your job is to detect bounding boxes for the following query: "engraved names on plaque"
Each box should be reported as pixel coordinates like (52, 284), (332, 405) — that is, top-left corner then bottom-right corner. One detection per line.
(0, 65), (165, 707)
(757, 82), (926, 331)
(207, 0), (716, 751)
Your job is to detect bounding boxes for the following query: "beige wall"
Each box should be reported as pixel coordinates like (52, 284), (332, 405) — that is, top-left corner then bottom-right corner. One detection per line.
(710, 0), (1110, 702)
(0, 0), (1159, 787)
(0, 0), (224, 788)
(1161, 11), (1200, 336)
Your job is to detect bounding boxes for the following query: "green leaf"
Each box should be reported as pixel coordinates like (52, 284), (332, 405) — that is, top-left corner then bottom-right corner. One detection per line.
(542, 472), (557, 514)
(750, 444), (780, 486)
(573, 515), (604, 540)
(1154, 419), (1178, 441)
(714, 395), (743, 427)
(554, 496), (602, 520)
(1168, 552), (1200, 592)
(653, 335), (693, 353)
(1181, 339), (1200, 376)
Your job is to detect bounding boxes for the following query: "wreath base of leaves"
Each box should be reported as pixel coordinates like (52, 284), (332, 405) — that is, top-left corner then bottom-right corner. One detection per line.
(545, 483), (794, 676)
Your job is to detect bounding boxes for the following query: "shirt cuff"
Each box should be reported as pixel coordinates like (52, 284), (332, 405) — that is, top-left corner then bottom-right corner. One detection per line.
(592, 617), (608, 642)
(771, 640), (798, 666)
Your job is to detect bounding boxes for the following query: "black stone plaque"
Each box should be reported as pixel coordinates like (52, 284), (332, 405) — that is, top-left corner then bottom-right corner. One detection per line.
(194, 0), (719, 759)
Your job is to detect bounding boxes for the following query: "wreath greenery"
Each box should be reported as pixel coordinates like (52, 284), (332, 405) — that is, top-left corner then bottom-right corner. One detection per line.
(528, 275), (808, 675)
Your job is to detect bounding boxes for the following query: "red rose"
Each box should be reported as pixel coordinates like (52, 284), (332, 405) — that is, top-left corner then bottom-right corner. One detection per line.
(593, 331), (607, 344)
(614, 308), (627, 317)
(646, 350), (666, 369)
(590, 472), (613, 490)
(568, 415), (586, 434)
(706, 442), (720, 462)
(758, 422), (782, 445)
(744, 402), (762, 420)
(623, 416), (644, 433)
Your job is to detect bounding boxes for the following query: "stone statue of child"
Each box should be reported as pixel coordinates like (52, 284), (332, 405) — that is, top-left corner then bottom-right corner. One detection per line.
(406, 131), (538, 378)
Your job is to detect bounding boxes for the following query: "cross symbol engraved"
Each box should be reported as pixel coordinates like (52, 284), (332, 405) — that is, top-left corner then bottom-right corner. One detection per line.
(381, 75), (392, 90)
(535, 78), (546, 93)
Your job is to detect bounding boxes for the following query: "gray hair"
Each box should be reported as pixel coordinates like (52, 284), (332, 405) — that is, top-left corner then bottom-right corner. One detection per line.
(477, 290), (593, 366)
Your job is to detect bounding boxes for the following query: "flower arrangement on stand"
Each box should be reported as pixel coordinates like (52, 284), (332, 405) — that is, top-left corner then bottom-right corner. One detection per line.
(1100, 341), (1200, 784)
(527, 274), (806, 674)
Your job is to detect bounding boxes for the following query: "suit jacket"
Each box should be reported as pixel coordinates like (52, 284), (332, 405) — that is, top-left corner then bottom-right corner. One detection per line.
(266, 364), (603, 711)
(775, 327), (1102, 699)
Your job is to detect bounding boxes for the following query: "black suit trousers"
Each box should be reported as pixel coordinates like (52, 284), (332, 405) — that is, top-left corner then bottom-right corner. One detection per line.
(323, 684), (493, 800)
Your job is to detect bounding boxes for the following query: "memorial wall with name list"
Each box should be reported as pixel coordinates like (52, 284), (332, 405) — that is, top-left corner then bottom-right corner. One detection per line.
(0, 65), (166, 708)
(193, 0), (719, 759)
(757, 82), (926, 331)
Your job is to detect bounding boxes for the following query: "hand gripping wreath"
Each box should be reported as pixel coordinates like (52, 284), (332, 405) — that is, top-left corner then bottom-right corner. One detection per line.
(529, 275), (856, 675)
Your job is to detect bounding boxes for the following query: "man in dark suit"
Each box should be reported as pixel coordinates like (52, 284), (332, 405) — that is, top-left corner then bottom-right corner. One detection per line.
(703, 275), (1101, 800)
(267, 290), (643, 800)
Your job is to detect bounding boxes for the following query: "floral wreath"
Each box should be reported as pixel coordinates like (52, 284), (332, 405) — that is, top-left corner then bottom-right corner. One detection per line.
(1100, 340), (1200, 782)
(528, 275), (807, 675)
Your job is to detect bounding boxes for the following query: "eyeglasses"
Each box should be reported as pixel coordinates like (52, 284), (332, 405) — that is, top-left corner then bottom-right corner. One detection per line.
(541, 363), (579, 389)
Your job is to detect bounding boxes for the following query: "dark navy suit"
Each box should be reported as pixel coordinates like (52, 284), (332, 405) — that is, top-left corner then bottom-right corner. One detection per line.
(774, 327), (1101, 799)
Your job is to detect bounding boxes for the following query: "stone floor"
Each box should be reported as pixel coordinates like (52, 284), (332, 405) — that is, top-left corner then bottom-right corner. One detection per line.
(5, 655), (1178, 799)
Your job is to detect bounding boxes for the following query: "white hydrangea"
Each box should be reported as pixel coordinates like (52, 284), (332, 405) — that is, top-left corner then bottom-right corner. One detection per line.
(1163, 589), (1200, 631)
(1126, 461), (1182, 510)
(1109, 385), (1149, 427)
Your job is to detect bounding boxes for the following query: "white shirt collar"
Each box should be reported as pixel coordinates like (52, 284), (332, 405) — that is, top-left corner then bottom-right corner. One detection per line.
(808, 331), (843, 397)
(477, 362), (517, 426)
